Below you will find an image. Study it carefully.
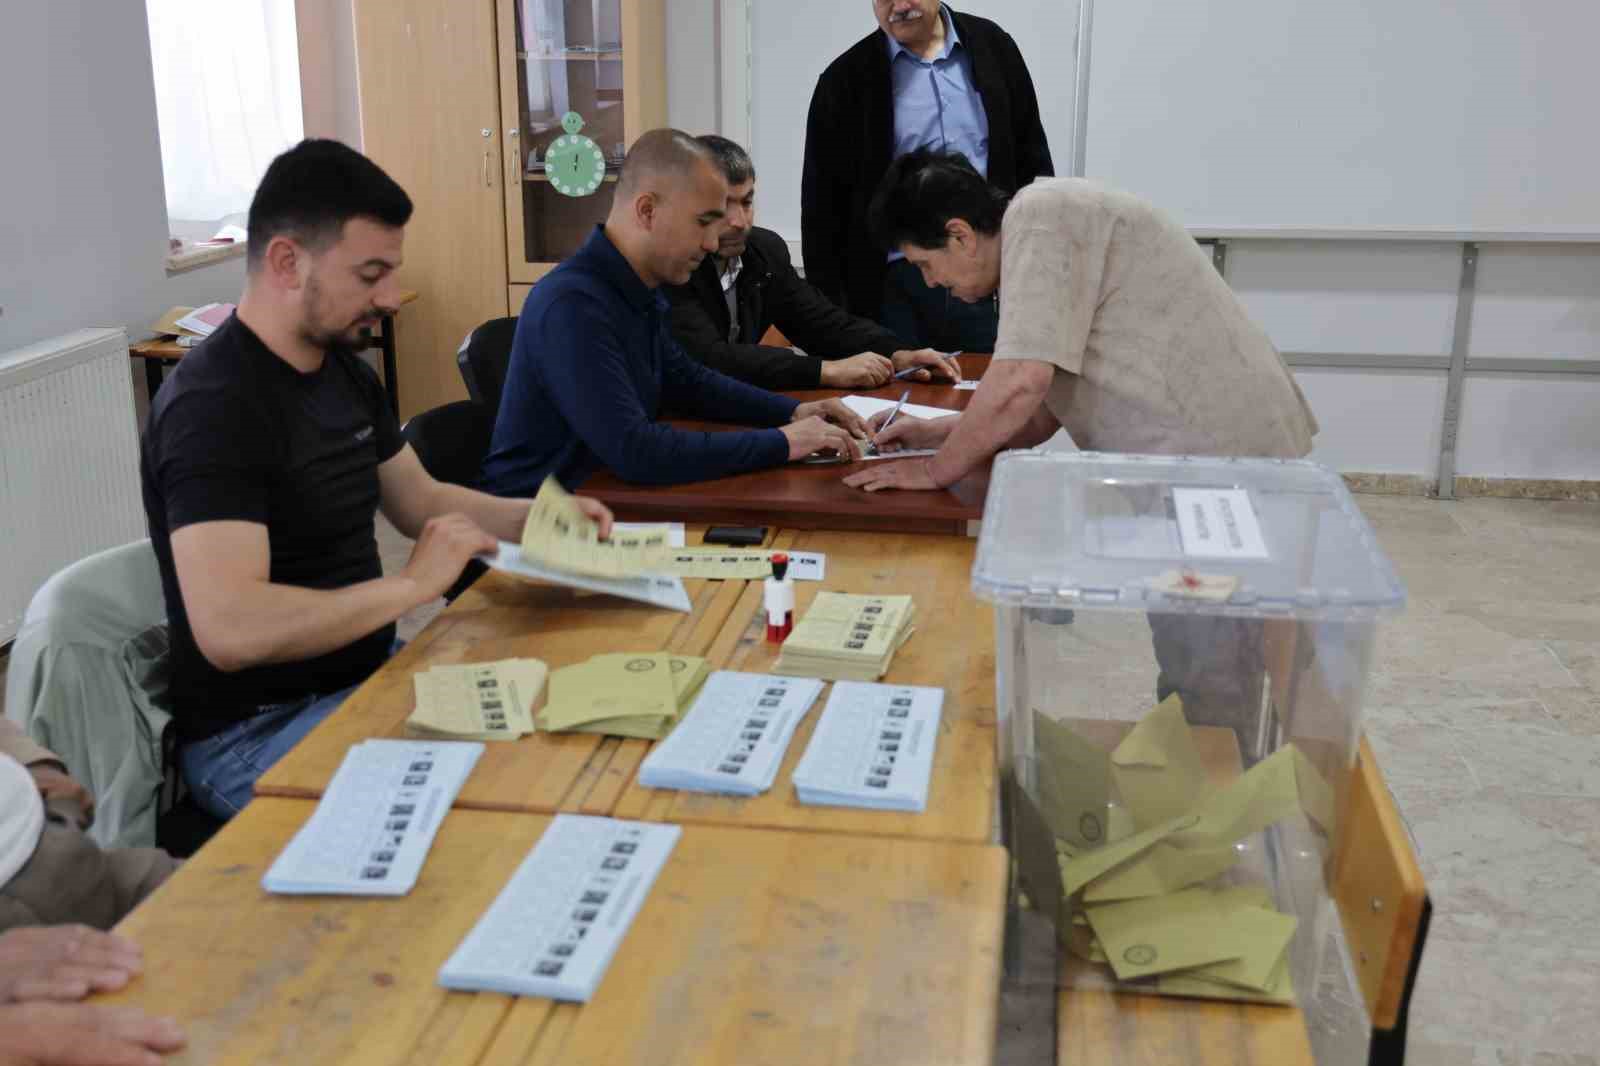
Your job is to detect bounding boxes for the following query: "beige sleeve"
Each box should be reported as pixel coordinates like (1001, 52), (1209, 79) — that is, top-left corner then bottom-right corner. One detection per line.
(0, 717), (59, 768)
(993, 217), (1100, 376)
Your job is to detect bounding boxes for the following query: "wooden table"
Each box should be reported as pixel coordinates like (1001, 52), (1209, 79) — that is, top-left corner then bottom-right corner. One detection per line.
(254, 568), (748, 812)
(580, 353), (993, 535)
(107, 798), (1008, 1066)
(130, 290), (419, 416)
(613, 528), (997, 844)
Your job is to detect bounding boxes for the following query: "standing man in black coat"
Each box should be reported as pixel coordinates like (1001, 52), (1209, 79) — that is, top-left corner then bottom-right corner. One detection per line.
(801, 2), (1053, 353)
(666, 135), (960, 391)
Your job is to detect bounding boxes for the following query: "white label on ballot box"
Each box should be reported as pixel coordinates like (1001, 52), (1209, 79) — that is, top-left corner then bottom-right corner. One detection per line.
(439, 816), (680, 1002)
(1172, 488), (1268, 560)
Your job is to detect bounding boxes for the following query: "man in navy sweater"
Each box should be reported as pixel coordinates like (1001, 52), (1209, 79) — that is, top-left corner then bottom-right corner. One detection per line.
(482, 129), (871, 496)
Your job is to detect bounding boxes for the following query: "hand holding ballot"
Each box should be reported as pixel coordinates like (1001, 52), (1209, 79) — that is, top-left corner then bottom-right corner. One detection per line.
(518, 477), (653, 578)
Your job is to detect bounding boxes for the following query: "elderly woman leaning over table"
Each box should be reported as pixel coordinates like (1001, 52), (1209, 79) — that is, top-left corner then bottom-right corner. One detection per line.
(845, 149), (1318, 748)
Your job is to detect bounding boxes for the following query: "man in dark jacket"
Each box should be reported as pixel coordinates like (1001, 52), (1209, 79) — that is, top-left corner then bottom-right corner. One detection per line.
(801, 2), (1052, 353)
(666, 135), (959, 390)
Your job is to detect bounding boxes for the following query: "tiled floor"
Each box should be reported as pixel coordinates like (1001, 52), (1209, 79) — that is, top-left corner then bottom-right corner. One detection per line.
(5, 495), (1599, 1064)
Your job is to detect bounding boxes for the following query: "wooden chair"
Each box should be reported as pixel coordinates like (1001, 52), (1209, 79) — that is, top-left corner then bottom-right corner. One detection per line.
(1332, 737), (1432, 1066)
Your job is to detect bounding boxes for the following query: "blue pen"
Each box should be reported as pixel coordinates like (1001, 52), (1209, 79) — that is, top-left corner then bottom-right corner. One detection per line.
(879, 389), (912, 433)
(893, 351), (961, 380)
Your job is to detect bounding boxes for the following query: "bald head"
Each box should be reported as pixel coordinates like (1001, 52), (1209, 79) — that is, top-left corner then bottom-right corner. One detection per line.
(614, 128), (718, 202)
(603, 128), (730, 289)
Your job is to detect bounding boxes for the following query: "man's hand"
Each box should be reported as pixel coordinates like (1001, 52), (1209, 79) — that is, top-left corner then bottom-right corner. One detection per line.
(27, 766), (93, 830)
(0, 927), (144, 1004)
(842, 457), (942, 493)
(400, 514), (499, 603)
(891, 349), (962, 383)
(793, 398), (874, 440)
(781, 417), (865, 462)
(867, 411), (958, 452)
(0, 1002), (186, 1065)
(573, 496), (614, 539)
(818, 353), (894, 389)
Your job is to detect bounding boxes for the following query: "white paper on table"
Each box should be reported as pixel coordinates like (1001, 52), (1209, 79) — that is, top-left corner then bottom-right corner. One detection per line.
(841, 395), (961, 423)
(954, 380), (980, 391)
(612, 522), (686, 548)
(483, 542), (692, 612)
(860, 448), (940, 462)
(785, 551), (826, 581)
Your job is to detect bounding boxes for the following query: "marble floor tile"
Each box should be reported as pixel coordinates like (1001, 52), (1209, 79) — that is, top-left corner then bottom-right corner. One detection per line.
(1449, 724), (1600, 798)
(1536, 687), (1600, 737)
(1544, 641), (1600, 692)
(1409, 935), (1600, 1055)
(1373, 604), (1578, 688)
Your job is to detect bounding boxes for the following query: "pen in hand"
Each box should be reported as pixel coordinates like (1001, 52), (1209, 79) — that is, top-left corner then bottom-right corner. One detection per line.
(870, 389), (912, 455)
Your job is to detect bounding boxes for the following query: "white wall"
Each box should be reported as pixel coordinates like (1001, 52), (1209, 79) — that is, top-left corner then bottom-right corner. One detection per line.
(0, 2), (245, 359)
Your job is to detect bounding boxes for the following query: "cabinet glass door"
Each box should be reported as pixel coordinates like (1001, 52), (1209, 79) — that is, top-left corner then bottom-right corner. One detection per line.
(510, 0), (626, 268)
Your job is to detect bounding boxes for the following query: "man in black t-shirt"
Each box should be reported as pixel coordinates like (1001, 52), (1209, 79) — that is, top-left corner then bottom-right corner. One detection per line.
(141, 140), (614, 820)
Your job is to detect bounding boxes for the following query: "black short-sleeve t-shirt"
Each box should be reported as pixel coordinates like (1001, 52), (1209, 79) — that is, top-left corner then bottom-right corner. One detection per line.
(140, 314), (404, 740)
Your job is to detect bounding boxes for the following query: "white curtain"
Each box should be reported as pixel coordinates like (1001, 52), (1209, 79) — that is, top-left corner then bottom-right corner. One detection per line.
(145, 0), (305, 224)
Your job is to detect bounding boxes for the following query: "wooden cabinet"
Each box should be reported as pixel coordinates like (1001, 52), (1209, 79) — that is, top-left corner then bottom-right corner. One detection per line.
(497, 0), (666, 283)
(353, 0), (665, 417)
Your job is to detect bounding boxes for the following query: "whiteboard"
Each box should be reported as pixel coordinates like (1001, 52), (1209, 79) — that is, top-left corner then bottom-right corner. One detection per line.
(748, 1), (1082, 250)
(1084, 0), (1600, 235)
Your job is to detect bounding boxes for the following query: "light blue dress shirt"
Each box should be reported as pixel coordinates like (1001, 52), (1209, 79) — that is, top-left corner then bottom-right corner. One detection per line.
(885, 4), (990, 261)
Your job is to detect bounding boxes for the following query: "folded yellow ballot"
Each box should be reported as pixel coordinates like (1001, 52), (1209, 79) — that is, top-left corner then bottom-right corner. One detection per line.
(563, 655), (709, 741)
(538, 653), (678, 731)
(520, 477), (670, 578)
(1032, 711), (1113, 851)
(1085, 885), (1297, 983)
(1110, 694), (1214, 830)
(407, 658), (546, 741)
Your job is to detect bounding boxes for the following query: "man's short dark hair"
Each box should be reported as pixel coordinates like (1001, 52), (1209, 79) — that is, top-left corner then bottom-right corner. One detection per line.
(247, 139), (413, 270)
(697, 134), (755, 186)
(869, 148), (1011, 251)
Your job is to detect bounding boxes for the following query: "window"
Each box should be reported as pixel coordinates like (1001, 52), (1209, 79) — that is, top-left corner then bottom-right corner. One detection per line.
(145, 0), (305, 254)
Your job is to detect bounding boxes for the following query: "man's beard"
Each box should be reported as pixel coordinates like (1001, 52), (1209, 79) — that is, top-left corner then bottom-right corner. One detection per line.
(300, 276), (376, 355)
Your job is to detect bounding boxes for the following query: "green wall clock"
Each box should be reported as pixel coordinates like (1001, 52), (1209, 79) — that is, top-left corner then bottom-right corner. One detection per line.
(543, 111), (607, 197)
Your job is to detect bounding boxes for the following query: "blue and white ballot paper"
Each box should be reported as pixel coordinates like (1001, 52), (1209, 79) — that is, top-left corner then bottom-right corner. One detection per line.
(439, 815), (680, 1002)
(262, 739), (484, 896)
(638, 671), (825, 796)
(792, 682), (944, 812)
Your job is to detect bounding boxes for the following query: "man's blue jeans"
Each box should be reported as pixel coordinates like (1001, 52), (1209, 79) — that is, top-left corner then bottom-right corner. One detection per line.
(178, 685), (359, 820)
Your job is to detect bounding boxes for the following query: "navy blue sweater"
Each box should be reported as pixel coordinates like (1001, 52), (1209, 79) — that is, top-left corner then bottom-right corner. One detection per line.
(481, 227), (799, 495)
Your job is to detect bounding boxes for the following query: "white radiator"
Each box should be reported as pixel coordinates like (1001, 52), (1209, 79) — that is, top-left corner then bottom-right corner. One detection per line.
(0, 329), (146, 644)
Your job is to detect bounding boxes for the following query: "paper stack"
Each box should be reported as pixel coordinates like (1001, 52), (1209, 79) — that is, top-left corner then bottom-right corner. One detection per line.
(791, 682), (943, 811)
(637, 672), (825, 795)
(537, 653), (709, 740)
(774, 592), (916, 681)
(262, 739), (483, 896)
(407, 658), (547, 741)
(519, 477), (671, 577)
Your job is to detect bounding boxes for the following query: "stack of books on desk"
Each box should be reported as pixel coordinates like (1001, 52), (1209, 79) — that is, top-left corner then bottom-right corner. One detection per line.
(406, 658), (547, 741)
(638, 671), (824, 796)
(774, 592), (916, 681)
(536, 653), (709, 740)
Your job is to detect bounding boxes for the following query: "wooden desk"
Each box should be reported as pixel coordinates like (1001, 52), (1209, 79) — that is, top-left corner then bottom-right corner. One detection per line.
(253, 568), (749, 812)
(130, 290), (419, 416)
(613, 528), (997, 844)
(580, 354), (993, 535)
(109, 798), (1008, 1066)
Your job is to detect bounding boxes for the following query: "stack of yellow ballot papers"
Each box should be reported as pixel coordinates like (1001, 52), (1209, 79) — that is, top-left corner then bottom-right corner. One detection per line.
(536, 653), (710, 740)
(773, 592), (916, 681)
(407, 659), (547, 741)
(519, 477), (670, 577)
(1011, 697), (1337, 1005)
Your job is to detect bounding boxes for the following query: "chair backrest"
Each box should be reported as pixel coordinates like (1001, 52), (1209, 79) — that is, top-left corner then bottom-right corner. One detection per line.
(3, 539), (171, 849)
(1332, 737), (1431, 1065)
(402, 400), (496, 487)
(456, 316), (518, 413)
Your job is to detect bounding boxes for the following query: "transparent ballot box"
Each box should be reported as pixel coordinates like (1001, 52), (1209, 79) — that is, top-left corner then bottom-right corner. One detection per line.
(972, 451), (1406, 1053)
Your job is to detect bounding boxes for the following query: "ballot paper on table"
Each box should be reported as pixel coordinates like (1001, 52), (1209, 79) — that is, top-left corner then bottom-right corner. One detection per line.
(954, 380), (980, 391)
(658, 548), (827, 581)
(407, 658), (547, 741)
(612, 522), (686, 548)
(638, 672), (825, 795)
(537, 653), (709, 740)
(860, 448), (941, 462)
(483, 541), (691, 612)
(520, 477), (671, 578)
(774, 591), (916, 681)
(791, 681), (943, 811)
(262, 739), (483, 896)
(1084, 884), (1298, 984)
(841, 394), (961, 422)
(439, 815), (680, 1002)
